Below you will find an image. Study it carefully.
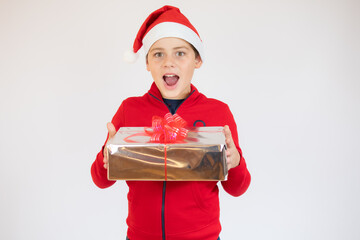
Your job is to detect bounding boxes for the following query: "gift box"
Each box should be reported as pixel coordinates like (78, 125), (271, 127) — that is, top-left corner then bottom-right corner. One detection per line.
(106, 126), (228, 181)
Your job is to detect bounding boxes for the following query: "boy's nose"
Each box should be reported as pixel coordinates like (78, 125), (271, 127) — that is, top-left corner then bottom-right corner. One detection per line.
(163, 55), (175, 68)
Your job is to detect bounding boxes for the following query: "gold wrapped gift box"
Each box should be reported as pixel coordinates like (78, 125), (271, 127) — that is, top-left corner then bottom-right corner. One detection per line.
(106, 127), (228, 181)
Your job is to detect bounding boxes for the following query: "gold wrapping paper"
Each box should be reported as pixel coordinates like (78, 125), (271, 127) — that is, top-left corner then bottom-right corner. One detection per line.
(106, 127), (228, 181)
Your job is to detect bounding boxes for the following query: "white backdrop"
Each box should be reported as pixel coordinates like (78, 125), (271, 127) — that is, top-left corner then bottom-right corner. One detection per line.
(1, 0), (359, 239)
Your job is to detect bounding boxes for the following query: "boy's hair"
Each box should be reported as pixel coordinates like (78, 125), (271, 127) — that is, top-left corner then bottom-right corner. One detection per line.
(190, 44), (200, 59)
(125, 5), (204, 63)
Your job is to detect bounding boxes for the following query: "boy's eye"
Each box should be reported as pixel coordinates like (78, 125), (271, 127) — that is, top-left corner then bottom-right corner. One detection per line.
(176, 51), (185, 57)
(154, 52), (163, 58)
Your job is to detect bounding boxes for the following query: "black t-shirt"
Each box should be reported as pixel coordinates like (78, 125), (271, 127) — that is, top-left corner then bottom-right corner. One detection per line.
(163, 98), (184, 114)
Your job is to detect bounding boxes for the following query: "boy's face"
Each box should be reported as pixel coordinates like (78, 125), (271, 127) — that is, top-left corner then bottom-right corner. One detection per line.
(146, 37), (202, 99)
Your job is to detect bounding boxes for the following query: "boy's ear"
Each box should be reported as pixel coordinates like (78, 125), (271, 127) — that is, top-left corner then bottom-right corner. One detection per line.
(195, 56), (203, 69)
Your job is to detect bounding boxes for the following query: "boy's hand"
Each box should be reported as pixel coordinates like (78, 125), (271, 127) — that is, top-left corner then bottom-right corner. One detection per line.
(103, 122), (116, 169)
(224, 125), (240, 170)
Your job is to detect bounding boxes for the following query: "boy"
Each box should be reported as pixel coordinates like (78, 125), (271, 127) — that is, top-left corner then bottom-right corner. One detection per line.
(91, 5), (251, 240)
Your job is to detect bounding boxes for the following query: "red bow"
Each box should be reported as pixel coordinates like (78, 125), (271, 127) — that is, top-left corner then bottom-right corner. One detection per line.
(146, 113), (188, 143)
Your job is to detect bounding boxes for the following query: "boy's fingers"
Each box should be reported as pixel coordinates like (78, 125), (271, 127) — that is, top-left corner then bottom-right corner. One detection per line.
(103, 122), (116, 170)
(226, 150), (230, 161)
(226, 158), (232, 171)
(107, 122), (116, 138)
(223, 125), (234, 147)
(103, 152), (109, 169)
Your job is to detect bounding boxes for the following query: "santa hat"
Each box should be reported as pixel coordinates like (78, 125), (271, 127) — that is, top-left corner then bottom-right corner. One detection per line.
(124, 5), (204, 63)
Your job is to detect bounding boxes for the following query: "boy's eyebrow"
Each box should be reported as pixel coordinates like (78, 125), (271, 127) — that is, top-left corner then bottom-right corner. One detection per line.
(149, 47), (164, 53)
(149, 46), (190, 52)
(173, 46), (190, 50)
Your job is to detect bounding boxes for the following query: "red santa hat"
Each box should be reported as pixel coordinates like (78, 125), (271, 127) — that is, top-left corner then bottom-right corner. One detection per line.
(124, 5), (204, 63)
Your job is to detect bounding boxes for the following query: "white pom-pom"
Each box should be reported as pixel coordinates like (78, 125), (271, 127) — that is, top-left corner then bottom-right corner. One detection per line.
(123, 49), (139, 63)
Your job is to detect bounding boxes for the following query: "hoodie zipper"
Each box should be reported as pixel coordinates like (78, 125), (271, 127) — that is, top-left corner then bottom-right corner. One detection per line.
(148, 90), (195, 240)
(162, 181), (166, 240)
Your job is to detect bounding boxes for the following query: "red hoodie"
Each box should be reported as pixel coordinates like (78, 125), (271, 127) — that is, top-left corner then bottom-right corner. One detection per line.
(91, 83), (251, 240)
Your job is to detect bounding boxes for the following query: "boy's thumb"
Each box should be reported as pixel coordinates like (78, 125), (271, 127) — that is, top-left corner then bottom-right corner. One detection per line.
(107, 122), (116, 138)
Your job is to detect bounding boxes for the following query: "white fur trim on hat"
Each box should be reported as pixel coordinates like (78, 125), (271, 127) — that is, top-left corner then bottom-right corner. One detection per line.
(123, 49), (139, 63)
(142, 22), (204, 61)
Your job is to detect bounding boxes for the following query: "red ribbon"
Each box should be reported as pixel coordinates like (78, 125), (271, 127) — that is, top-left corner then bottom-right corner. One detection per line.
(145, 113), (188, 143)
(123, 113), (188, 181)
(147, 113), (188, 181)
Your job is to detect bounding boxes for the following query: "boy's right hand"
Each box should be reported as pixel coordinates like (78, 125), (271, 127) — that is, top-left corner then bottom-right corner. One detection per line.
(103, 122), (116, 169)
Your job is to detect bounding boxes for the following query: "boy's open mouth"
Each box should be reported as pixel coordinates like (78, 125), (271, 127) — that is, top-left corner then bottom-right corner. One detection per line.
(163, 74), (179, 86)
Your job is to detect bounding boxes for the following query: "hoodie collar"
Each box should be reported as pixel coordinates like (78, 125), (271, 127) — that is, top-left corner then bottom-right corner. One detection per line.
(147, 82), (199, 103)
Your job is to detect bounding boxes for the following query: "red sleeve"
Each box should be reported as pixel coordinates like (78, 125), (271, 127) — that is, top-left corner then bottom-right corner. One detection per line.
(91, 101), (126, 189)
(220, 105), (251, 197)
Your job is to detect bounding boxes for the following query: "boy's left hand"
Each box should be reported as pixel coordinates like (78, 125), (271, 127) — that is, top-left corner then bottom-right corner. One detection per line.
(224, 125), (240, 170)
